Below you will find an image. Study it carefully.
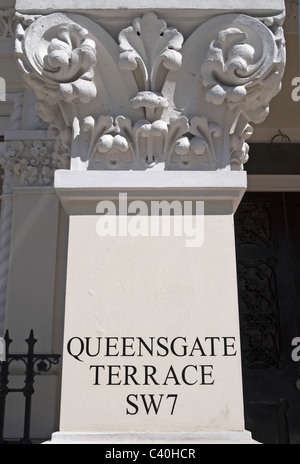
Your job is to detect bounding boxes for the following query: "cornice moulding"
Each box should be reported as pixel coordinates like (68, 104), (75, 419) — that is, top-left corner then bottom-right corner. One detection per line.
(54, 170), (247, 214)
(15, 0), (285, 14)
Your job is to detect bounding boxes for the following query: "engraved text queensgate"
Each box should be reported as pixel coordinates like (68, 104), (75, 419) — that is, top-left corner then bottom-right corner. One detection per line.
(66, 336), (237, 414)
(67, 336), (237, 361)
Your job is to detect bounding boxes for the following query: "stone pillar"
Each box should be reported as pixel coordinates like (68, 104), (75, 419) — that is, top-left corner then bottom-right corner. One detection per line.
(52, 169), (249, 444)
(14, 0), (286, 444)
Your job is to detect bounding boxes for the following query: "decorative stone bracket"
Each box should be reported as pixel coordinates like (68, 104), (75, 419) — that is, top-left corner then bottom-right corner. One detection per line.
(14, 7), (285, 172)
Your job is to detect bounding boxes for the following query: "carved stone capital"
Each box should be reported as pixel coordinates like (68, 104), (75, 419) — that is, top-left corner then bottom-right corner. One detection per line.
(14, 6), (286, 171)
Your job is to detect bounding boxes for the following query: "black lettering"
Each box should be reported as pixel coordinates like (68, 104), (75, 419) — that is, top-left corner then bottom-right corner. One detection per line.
(90, 365), (105, 385)
(200, 365), (214, 385)
(182, 364), (198, 385)
(223, 337), (237, 356)
(156, 337), (169, 357)
(126, 394), (139, 415)
(189, 337), (206, 356)
(170, 337), (187, 357)
(162, 365), (180, 385)
(124, 365), (139, 385)
(121, 337), (135, 356)
(141, 394), (164, 414)
(167, 394), (178, 415)
(105, 337), (119, 356)
(205, 337), (220, 356)
(85, 337), (102, 357)
(107, 365), (121, 385)
(144, 365), (159, 385)
(137, 337), (155, 356)
(67, 337), (84, 362)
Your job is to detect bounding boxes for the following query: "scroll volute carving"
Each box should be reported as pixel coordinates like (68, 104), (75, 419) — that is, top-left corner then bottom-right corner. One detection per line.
(15, 10), (285, 171)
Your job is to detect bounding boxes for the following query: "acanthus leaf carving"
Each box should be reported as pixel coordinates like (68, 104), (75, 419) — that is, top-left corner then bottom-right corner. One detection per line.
(14, 10), (286, 172)
(118, 12), (183, 121)
(118, 12), (183, 90)
(81, 114), (221, 171)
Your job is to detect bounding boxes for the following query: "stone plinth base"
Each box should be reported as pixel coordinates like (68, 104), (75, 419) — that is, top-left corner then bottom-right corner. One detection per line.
(46, 431), (258, 444)
(52, 170), (249, 438)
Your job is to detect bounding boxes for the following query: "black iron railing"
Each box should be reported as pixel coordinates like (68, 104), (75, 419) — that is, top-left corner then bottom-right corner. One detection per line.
(0, 330), (61, 444)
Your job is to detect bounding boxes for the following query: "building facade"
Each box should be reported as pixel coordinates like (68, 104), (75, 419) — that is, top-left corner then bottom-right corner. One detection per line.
(0, 0), (299, 444)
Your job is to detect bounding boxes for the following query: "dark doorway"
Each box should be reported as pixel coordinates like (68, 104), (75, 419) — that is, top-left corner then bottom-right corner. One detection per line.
(235, 192), (300, 444)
